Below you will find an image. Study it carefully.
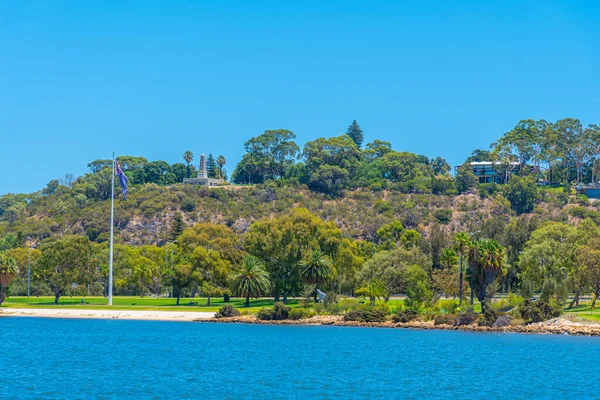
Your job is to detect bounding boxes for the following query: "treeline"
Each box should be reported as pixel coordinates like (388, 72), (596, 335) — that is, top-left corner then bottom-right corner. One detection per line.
(231, 123), (455, 196)
(2, 208), (600, 323)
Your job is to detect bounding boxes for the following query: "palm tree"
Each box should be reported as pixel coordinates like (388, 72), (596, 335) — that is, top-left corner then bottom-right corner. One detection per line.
(299, 250), (333, 302)
(355, 279), (387, 306)
(0, 254), (16, 306)
(440, 248), (458, 269)
(454, 232), (472, 305)
(229, 256), (270, 307)
(183, 151), (194, 177)
(468, 239), (505, 313)
(216, 155), (226, 179)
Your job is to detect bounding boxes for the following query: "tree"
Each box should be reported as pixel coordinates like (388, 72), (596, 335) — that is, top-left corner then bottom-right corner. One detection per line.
(0, 252), (16, 305)
(216, 155), (227, 179)
(404, 265), (433, 311)
(467, 239), (505, 313)
(364, 140), (392, 162)
(206, 153), (218, 178)
(308, 165), (350, 197)
(503, 176), (539, 215)
(299, 250), (333, 302)
(168, 247), (193, 306)
(170, 213), (185, 242)
(455, 164), (477, 193)
(191, 246), (229, 305)
(521, 220), (599, 306)
(36, 236), (92, 304)
(355, 278), (386, 306)
(346, 120), (364, 148)
(229, 256), (270, 307)
(430, 157), (450, 176)
(232, 129), (299, 183)
(244, 208), (342, 302)
(183, 151), (194, 169)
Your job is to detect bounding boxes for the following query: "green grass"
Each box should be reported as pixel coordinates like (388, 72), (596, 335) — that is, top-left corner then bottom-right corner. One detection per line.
(0, 296), (302, 313)
(564, 303), (600, 322)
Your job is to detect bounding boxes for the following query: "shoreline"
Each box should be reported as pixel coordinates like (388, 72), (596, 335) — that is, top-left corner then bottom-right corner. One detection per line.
(199, 315), (600, 337)
(3, 308), (600, 336)
(0, 308), (214, 322)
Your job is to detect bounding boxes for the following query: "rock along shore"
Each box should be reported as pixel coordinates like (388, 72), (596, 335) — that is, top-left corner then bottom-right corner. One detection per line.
(195, 315), (600, 337)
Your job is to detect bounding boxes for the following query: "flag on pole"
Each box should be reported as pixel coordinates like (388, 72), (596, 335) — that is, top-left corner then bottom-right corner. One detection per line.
(115, 161), (128, 199)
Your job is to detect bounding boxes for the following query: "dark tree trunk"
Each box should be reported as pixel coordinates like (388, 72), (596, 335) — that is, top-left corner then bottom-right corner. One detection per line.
(190, 282), (199, 298)
(245, 295), (250, 307)
(283, 291), (288, 304)
(568, 292), (580, 309)
(54, 292), (61, 305)
(206, 295), (211, 306)
(224, 293), (230, 302)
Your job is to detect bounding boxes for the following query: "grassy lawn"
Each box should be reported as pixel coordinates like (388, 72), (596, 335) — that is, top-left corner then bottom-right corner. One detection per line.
(564, 303), (600, 322)
(0, 296), (302, 313)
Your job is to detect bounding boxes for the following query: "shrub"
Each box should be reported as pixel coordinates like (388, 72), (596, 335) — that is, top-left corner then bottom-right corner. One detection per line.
(434, 314), (455, 326)
(344, 306), (388, 323)
(454, 308), (479, 326)
(214, 305), (240, 318)
(256, 302), (290, 321)
(518, 299), (562, 323)
(392, 309), (418, 323)
(492, 315), (513, 328)
(479, 308), (500, 327)
(569, 206), (588, 219)
(288, 308), (314, 320)
(433, 209), (452, 224)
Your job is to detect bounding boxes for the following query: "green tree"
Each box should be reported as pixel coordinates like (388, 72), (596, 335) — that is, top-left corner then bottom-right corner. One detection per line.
(363, 140), (392, 162)
(216, 155), (227, 179)
(191, 246), (229, 305)
(244, 208), (342, 302)
(455, 164), (477, 193)
(404, 265), (433, 311)
(182, 151), (194, 169)
(207, 153), (218, 178)
(0, 252), (16, 305)
(170, 212), (185, 242)
(36, 235), (92, 304)
(346, 120), (364, 148)
(355, 278), (387, 305)
(503, 176), (539, 214)
(229, 256), (270, 307)
(232, 129), (299, 183)
(467, 239), (505, 313)
(299, 250), (333, 302)
(308, 165), (350, 197)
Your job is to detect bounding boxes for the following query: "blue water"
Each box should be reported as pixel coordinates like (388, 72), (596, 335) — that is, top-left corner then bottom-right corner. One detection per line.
(1, 318), (599, 399)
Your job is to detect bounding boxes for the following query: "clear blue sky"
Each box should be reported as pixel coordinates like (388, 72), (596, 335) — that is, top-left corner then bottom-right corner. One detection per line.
(2, 1), (599, 194)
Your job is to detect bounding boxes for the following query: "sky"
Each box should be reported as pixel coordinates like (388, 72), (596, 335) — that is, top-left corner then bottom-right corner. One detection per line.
(1, 0), (600, 194)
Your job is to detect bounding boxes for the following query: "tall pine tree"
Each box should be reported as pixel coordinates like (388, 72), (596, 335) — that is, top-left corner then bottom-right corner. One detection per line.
(206, 153), (218, 178)
(346, 120), (364, 148)
(170, 212), (185, 242)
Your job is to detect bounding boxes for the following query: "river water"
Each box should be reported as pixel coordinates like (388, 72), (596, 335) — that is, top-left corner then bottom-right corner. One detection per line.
(1, 318), (599, 399)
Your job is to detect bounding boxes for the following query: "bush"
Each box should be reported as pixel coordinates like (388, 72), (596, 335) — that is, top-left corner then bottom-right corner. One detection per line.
(518, 299), (562, 323)
(256, 302), (290, 321)
(479, 308), (500, 327)
(392, 309), (418, 323)
(434, 314), (456, 326)
(344, 306), (388, 323)
(433, 209), (452, 224)
(492, 315), (513, 328)
(569, 206), (588, 219)
(288, 308), (314, 320)
(214, 305), (240, 318)
(454, 308), (479, 326)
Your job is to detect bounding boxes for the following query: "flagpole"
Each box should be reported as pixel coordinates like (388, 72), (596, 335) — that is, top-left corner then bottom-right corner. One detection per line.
(108, 151), (115, 306)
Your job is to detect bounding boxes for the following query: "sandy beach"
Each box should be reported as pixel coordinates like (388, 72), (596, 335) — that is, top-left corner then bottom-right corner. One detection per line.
(0, 308), (215, 322)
